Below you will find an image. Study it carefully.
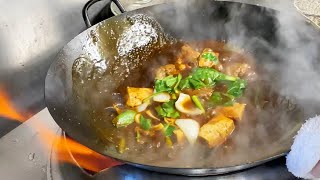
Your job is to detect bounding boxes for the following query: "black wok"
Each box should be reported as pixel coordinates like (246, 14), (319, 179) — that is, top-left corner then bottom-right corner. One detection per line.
(45, 0), (320, 176)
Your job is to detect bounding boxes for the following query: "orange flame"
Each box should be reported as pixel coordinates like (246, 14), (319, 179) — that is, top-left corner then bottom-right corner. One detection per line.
(0, 90), (25, 122)
(0, 88), (121, 172)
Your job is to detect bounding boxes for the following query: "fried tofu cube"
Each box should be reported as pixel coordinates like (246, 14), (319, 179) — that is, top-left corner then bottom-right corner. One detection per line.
(225, 63), (251, 77)
(199, 58), (216, 68)
(199, 114), (235, 148)
(181, 44), (200, 59)
(126, 87), (153, 107)
(155, 64), (179, 80)
(218, 103), (246, 121)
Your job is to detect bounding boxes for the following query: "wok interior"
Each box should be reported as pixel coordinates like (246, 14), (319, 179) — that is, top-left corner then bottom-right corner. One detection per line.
(45, 1), (320, 169)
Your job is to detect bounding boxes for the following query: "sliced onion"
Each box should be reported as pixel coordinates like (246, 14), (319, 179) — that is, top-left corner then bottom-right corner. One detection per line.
(175, 93), (203, 115)
(134, 114), (141, 124)
(175, 119), (199, 145)
(136, 102), (149, 112)
(146, 110), (160, 121)
(153, 92), (171, 102)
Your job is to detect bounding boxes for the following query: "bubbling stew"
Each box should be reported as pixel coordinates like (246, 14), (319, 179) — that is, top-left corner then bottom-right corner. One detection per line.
(101, 41), (257, 154)
(72, 40), (299, 161)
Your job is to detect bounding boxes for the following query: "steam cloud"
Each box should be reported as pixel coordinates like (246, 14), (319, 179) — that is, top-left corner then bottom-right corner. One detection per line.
(140, 0), (320, 168)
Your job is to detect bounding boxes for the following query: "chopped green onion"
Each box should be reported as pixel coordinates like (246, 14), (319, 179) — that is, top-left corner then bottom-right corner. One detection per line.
(155, 100), (180, 118)
(163, 124), (175, 137)
(155, 75), (180, 93)
(191, 95), (205, 113)
(173, 74), (182, 93)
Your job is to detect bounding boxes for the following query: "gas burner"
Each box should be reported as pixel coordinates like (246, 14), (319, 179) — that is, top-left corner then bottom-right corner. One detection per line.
(48, 130), (121, 180)
(48, 129), (91, 180)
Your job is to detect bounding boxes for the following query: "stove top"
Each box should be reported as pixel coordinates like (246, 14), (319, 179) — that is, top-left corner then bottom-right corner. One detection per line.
(0, 1), (300, 179)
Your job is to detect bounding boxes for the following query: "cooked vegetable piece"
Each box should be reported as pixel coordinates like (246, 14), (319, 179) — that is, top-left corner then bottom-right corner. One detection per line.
(184, 88), (213, 98)
(191, 95), (205, 113)
(155, 64), (179, 80)
(140, 115), (152, 130)
(175, 119), (199, 145)
(145, 110), (161, 121)
(134, 113), (141, 124)
(113, 110), (137, 128)
(199, 48), (219, 68)
(173, 129), (185, 144)
(209, 92), (235, 106)
(173, 74), (182, 93)
(202, 52), (218, 62)
(142, 92), (162, 103)
(217, 103), (246, 120)
(153, 92), (171, 102)
(164, 117), (176, 126)
(181, 44), (200, 59)
(227, 79), (247, 98)
(225, 63), (251, 77)
(118, 137), (126, 153)
(179, 68), (239, 90)
(135, 126), (155, 136)
(171, 93), (177, 99)
(199, 114), (235, 148)
(216, 73), (238, 82)
(113, 104), (123, 114)
(126, 87), (153, 107)
(175, 93), (203, 115)
(179, 68), (218, 89)
(136, 131), (141, 143)
(166, 137), (173, 148)
(155, 100), (180, 118)
(163, 124), (176, 137)
(136, 102), (149, 112)
(152, 123), (164, 131)
(155, 75), (181, 93)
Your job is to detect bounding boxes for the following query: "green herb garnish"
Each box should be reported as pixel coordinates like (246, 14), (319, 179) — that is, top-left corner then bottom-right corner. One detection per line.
(179, 67), (240, 90)
(202, 52), (218, 63)
(179, 68), (219, 90)
(163, 124), (176, 137)
(155, 100), (180, 118)
(140, 115), (152, 130)
(209, 92), (235, 106)
(155, 75), (181, 93)
(216, 73), (238, 81)
(227, 79), (247, 98)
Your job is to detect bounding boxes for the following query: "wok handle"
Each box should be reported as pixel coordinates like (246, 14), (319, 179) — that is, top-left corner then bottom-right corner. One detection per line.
(82, 0), (126, 28)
